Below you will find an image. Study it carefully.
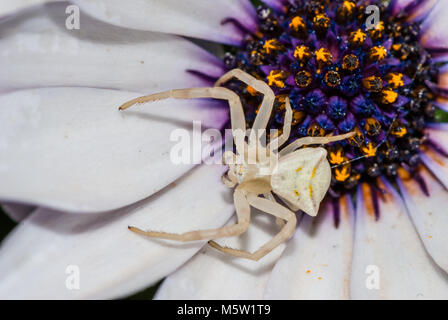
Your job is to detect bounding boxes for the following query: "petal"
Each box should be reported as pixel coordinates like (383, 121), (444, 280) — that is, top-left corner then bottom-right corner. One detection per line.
(0, 0), (60, 19)
(261, 0), (286, 12)
(1, 202), (35, 222)
(392, 0), (438, 21)
(0, 3), (224, 92)
(0, 87), (228, 212)
(350, 180), (448, 300)
(72, 0), (257, 46)
(155, 208), (286, 300)
(0, 164), (235, 299)
(420, 0), (448, 49)
(420, 126), (448, 189)
(263, 195), (354, 300)
(397, 166), (448, 273)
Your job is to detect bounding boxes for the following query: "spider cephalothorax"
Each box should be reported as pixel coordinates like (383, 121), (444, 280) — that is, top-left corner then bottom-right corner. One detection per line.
(119, 69), (353, 261)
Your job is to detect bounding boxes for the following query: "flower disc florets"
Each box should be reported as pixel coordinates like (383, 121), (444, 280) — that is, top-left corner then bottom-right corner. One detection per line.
(223, 0), (441, 194)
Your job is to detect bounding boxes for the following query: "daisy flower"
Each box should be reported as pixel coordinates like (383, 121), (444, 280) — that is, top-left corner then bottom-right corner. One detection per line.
(1, 0), (448, 300)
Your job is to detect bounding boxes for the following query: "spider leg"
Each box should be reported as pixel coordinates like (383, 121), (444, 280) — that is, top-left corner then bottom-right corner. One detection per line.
(215, 69), (275, 141)
(267, 96), (292, 151)
(118, 87), (247, 155)
(279, 131), (356, 156)
(128, 188), (250, 242)
(209, 194), (297, 261)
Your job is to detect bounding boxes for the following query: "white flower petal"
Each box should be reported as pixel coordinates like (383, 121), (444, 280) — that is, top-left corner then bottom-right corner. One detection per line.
(392, 0), (437, 21)
(263, 196), (354, 300)
(0, 3), (224, 92)
(0, 87), (228, 212)
(155, 209), (286, 300)
(261, 0), (285, 12)
(0, 164), (234, 299)
(397, 166), (448, 273)
(72, 0), (257, 45)
(1, 202), (35, 222)
(0, 0), (61, 19)
(421, 0), (448, 49)
(420, 126), (448, 189)
(350, 180), (448, 300)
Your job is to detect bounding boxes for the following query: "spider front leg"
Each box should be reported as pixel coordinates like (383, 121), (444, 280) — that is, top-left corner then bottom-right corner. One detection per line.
(267, 96), (292, 151)
(128, 187), (250, 242)
(118, 87), (248, 155)
(215, 69), (275, 140)
(209, 194), (297, 261)
(279, 131), (356, 156)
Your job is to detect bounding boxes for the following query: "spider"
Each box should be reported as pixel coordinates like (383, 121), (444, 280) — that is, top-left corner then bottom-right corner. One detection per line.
(119, 69), (355, 261)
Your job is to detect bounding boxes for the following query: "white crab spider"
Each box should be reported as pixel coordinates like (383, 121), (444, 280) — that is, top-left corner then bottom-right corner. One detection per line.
(119, 69), (354, 261)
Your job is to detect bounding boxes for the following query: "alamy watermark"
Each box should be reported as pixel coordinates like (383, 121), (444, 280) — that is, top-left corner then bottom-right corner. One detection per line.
(65, 5), (80, 30)
(65, 264), (80, 290)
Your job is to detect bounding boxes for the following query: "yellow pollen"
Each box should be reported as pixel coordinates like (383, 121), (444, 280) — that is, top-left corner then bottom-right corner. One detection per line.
(393, 127), (408, 138)
(296, 166), (303, 172)
(343, 1), (355, 11)
(309, 185), (313, 197)
(329, 150), (345, 165)
(263, 39), (279, 54)
(318, 277), (322, 280)
(315, 48), (332, 64)
(369, 46), (387, 61)
(289, 16), (306, 31)
(335, 167), (351, 182)
(267, 70), (285, 88)
(362, 143), (377, 157)
(294, 189), (300, 197)
(387, 73), (404, 88)
(294, 45), (310, 60)
(314, 13), (330, 28)
(350, 29), (366, 43)
(392, 44), (402, 51)
(382, 89), (398, 104)
(247, 85), (257, 95)
(374, 21), (385, 31)
(306, 270), (311, 274)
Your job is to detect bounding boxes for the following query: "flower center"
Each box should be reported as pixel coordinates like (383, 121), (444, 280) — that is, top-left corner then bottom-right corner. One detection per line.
(222, 0), (440, 194)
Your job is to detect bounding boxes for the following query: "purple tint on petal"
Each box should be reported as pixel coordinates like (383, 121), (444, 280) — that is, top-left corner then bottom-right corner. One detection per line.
(427, 139), (448, 157)
(261, 0), (286, 12)
(187, 69), (220, 85)
(426, 122), (448, 131)
(286, 75), (296, 86)
(394, 94), (409, 108)
(221, 17), (256, 38)
(332, 196), (340, 228)
(414, 171), (430, 196)
(260, 65), (277, 75)
(370, 184), (381, 220)
(419, 152), (448, 192)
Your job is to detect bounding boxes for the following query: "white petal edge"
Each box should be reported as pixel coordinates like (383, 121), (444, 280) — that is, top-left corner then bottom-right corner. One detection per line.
(421, 126), (448, 189)
(72, 0), (257, 46)
(0, 164), (234, 299)
(155, 208), (286, 300)
(397, 166), (448, 274)
(0, 3), (224, 93)
(0, 0), (62, 20)
(263, 195), (354, 300)
(420, 0), (448, 49)
(1, 202), (35, 222)
(350, 180), (448, 300)
(0, 87), (228, 212)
